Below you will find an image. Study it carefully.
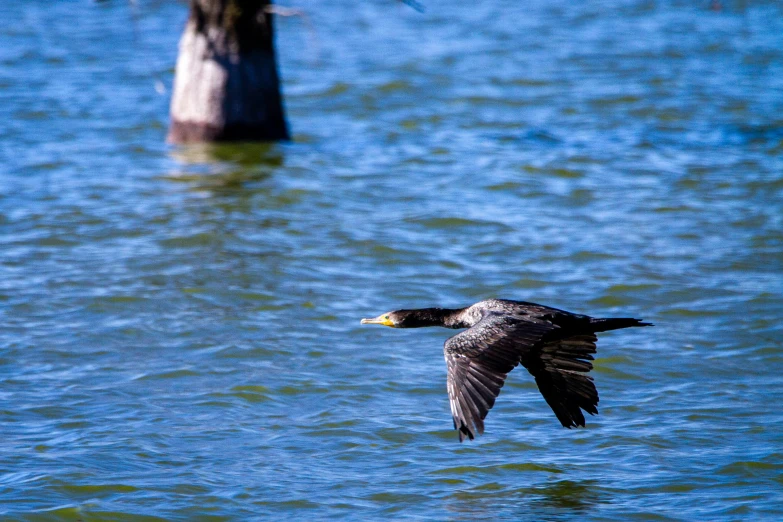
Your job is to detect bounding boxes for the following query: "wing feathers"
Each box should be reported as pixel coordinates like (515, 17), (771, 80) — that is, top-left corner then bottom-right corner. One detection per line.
(458, 387), (484, 435)
(532, 336), (600, 427)
(462, 375), (491, 412)
(465, 371), (497, 408)
(444, 311), (606, 440)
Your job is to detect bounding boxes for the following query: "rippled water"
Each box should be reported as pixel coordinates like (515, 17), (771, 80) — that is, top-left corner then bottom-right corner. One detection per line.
(2, 0), (783, 519)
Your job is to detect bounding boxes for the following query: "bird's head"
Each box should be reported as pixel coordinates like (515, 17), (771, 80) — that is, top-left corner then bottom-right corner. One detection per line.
(361, 309), (448, 328)
(360, 311), (402, 328)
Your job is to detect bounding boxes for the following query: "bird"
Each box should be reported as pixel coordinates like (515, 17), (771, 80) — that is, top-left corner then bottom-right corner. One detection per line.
(361, 298), (652, 442)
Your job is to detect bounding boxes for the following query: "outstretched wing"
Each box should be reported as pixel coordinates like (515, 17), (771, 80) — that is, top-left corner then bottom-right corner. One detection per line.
(522, 334), (599, 429)
(444, 311), (600, 441)
(444, 313), (554, 441)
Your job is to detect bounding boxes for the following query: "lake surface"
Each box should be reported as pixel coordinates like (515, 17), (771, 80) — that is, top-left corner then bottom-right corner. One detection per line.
(1, 0), (782, 520)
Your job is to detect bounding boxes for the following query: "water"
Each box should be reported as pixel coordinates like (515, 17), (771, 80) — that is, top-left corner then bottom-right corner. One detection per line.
(2, 0), (783, 519)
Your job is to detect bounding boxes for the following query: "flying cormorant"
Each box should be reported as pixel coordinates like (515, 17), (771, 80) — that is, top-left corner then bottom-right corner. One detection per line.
(361, 298), (652, 441)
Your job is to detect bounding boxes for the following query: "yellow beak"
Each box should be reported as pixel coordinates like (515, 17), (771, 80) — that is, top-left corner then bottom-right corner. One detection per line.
(360, 315), (395, 327)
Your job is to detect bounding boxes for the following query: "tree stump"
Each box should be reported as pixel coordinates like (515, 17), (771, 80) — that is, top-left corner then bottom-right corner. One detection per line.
(168, 0), (289, 143)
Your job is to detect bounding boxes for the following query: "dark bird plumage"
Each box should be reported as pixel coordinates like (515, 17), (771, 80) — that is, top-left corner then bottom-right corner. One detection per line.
(361, 299), (652, 442)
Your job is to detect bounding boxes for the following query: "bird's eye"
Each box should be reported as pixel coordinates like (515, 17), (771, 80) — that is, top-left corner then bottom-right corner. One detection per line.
(384, 315), (389, 320)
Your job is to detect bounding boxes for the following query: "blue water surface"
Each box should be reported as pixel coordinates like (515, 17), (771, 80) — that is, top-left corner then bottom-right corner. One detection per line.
(1, 0), (782, 520)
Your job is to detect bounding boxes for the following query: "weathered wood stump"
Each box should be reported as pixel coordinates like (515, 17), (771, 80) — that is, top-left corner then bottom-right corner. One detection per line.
(168, 0), (289, 143)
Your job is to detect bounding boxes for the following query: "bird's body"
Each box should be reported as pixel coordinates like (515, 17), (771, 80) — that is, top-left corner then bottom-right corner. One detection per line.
(361, 299), (651, 441)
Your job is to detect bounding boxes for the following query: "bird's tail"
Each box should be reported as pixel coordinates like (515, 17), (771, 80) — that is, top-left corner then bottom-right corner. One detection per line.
(589, 317), (653, 332)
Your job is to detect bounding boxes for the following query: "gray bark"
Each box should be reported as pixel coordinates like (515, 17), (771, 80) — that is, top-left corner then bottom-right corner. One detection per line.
(168, 0), (289, 143)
